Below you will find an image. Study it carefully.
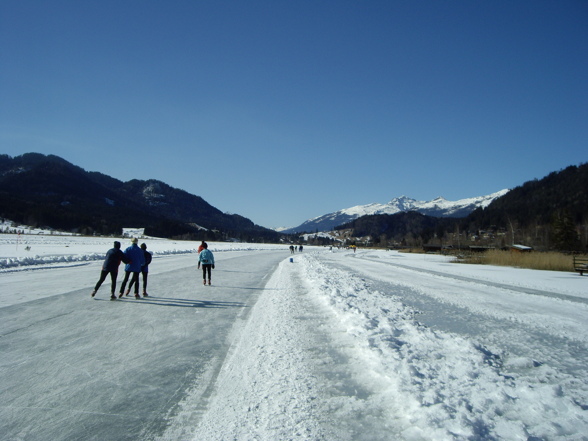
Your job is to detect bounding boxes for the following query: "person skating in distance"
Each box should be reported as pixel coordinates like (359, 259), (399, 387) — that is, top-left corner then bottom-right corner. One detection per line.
(197, 243), (215, 285)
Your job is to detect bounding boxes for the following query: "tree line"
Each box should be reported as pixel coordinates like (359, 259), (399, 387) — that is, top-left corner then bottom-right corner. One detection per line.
(330, 163), (588, 252)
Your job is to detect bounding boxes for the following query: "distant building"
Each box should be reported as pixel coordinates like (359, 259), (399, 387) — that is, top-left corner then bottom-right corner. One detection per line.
(122, 228), (145, 238)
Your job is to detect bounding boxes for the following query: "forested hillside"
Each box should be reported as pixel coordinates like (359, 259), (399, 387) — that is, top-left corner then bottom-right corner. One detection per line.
(336, 163), (588, 252)
(0, 153), (279, 242)
(464, 164), (588, 250)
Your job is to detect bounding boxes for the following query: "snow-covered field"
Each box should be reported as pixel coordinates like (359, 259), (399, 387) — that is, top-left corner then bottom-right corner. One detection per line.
(1, 233), (587, 440)
(0, 231), (280, 272)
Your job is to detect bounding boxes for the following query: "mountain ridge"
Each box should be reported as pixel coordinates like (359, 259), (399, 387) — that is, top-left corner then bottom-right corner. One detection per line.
(282, 190), (509, 234)
(0, 153), (279, 241)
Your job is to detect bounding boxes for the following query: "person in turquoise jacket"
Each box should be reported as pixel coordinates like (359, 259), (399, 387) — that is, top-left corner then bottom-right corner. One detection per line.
(197, 242), (215, 285)
(119, 238), (145, 298)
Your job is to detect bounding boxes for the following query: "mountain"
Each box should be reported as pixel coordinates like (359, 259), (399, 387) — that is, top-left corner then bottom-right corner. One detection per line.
(0, 153), (279, 241)
(463, 163), (588, 250)
(283, 190), (509, 234)
(467, 164), (588, 228)
(321, 163), (588, 252)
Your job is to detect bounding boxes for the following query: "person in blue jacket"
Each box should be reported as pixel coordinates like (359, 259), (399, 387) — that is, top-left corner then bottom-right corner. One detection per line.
(197, 242), (215, 285)
(119, 238), (145, 298)
(91, 241), (129, 300)
(140, 242), (153, 296)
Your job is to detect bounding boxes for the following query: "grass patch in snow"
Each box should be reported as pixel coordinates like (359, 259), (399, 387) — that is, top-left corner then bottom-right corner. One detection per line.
(456, 249), (579, 272)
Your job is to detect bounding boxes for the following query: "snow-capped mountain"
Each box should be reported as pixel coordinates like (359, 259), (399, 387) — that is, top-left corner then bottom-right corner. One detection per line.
(282, 190), (509, 234)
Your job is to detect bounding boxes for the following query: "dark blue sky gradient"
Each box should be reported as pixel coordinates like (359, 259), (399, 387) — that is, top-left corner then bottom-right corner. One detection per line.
(1, 1), (587, 228)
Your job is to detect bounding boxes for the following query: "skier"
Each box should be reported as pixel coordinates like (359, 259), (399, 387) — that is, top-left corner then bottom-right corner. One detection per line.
(140, 243), (152, 297)
(197, 242), (215, 285)
(119, 238), (145, 298)
(91, 241), (129, 300)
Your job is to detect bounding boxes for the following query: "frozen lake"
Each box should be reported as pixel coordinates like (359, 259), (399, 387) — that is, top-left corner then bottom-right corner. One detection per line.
(1, 235), (587, 440)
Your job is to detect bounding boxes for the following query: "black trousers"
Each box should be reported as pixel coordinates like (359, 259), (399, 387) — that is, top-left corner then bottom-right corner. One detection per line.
(95, 270), (118, 294)
(120, 271), (140, 294)
(142, 270), (148, 293)
(201, 264), (212, 280)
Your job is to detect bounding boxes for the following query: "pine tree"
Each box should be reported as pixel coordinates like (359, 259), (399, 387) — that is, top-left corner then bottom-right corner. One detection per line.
(551, 210), (580, 251)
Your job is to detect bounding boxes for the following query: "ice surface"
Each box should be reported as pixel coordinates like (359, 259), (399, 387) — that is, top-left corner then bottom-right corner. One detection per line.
(1, 234), (587, 440)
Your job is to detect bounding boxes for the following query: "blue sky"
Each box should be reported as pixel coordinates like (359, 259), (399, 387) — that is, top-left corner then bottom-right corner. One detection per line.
(1, 1), (587, 229)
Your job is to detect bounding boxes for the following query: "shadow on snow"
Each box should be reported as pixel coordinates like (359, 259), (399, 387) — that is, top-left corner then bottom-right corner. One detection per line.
(96, 296), (245, 309)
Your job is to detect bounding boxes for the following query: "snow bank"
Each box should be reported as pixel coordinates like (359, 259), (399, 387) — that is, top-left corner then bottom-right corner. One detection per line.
(298, 253), (588, 440)
(0, 233), (289, 270)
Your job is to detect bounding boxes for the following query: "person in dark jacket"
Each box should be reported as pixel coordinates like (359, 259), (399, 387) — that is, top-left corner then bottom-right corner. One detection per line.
(119, 238), (145, 299)
(140, 243), (152, 297)
(91, 241), (129, 300)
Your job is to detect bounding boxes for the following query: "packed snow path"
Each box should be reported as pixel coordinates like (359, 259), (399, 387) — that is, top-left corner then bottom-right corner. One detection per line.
(1, 244), (587, 440)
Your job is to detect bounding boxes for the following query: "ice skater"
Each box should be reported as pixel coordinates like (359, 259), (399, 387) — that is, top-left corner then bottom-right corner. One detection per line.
(197, 242), (215, 285)
(91, 241), (129, 300)
(140, 243), (152, 296)
(119, 238), (145, 298)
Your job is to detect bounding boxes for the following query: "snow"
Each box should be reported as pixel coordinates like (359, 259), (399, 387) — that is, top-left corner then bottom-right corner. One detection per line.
(289, 189), (510, 233)
(1, 233), (587, 440)
(324, 190), (510, 219)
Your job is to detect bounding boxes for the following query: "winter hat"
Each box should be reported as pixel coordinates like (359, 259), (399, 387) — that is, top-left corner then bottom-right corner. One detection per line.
(131, 237), (138, 244)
